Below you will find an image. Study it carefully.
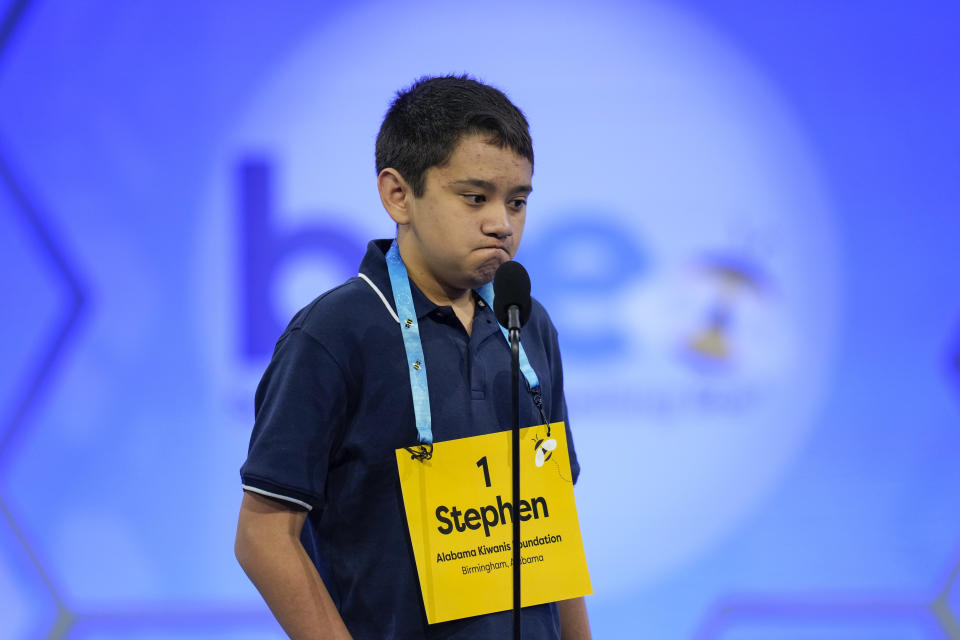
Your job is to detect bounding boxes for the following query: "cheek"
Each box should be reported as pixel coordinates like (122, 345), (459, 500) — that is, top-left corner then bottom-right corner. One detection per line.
(513, 216), (526, 244)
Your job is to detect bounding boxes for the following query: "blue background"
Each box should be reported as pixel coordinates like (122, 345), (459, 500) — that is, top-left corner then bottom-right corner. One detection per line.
(1, 1), (959, 638)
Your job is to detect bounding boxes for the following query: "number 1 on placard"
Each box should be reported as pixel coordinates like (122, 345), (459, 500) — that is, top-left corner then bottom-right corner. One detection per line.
(476, 456), (491, 488)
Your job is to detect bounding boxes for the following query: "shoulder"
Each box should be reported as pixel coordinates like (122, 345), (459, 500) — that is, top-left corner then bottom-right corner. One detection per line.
(526, 296), (559, 340)
(520, 296), (563, 362)
(281, 276), (395, 346)
(259, 276), (396, 393)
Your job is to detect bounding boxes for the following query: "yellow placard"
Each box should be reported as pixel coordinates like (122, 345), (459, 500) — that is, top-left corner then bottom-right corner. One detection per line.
(395, 422), (592, 624)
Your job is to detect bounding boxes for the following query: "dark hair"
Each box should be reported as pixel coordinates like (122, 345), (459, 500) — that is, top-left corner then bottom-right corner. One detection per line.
(375, 75), (534, 197)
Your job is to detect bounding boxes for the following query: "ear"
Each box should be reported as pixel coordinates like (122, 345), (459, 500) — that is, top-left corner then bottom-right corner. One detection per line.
(378, 168), (413, 225)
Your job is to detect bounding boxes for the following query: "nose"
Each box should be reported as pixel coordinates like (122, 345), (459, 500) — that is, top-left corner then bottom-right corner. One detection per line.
(482, 203), (514, 239)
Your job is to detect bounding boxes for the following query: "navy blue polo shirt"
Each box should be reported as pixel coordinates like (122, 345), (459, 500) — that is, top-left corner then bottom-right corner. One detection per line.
(241, 239), (580, 639)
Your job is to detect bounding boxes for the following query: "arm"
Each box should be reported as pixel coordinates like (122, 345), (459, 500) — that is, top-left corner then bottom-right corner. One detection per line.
(558, 596), (591, 640)
(235, 491), (353, 640)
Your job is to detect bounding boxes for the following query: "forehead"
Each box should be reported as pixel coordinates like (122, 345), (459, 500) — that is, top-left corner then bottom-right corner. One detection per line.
(430, 134), (532, 185)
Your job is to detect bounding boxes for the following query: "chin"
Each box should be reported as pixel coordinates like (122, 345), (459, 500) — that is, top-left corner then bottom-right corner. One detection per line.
(471, 261), (502, 286)
(464, 248), (511, 285)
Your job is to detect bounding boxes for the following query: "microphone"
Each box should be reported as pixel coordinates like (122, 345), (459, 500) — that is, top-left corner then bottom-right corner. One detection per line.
(493, 259), (531, 640)
(493, 261), (532, 330)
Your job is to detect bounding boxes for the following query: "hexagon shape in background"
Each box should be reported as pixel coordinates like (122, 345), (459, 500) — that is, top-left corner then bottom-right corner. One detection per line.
(697, 600), (943, 640)
(69, 631), (284, 640)
(0, 511), (59, 640)
(69, 633), (284, 640)
(952, 329), (960, 402)
(64, 605), (284, 640)
(711, 619), (941, 640)
(0, 158), (79, 459)
(943, 558), (960, 638)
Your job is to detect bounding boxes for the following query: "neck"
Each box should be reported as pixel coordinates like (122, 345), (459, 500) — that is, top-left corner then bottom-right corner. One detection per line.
(408, 269), (472, 309)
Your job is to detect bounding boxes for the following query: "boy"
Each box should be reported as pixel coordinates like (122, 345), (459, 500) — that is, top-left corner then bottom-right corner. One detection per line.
(235, 75), (590, 639)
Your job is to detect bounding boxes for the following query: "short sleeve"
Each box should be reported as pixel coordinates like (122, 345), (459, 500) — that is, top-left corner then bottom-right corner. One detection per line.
(561, 398), (580, 485)
(544, 317), (580, 485)
(240, 327), (349, 512)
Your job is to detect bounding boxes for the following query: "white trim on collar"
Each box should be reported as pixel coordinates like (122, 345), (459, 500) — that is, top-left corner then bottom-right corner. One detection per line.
(358, 272), (399, 324)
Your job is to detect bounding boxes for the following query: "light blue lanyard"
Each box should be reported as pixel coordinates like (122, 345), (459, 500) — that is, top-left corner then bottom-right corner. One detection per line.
(385, 241), (540, 445)
(474, 282), (541, 392)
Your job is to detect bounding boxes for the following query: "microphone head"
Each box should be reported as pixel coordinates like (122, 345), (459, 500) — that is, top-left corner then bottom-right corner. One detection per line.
(493, 260), (532, 328)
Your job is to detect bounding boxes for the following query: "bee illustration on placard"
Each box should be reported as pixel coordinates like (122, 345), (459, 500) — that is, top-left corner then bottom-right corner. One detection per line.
(533, 436), (557, 468)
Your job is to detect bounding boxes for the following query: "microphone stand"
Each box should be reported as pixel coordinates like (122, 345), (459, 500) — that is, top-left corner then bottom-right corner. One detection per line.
(508, 305), (521, 640)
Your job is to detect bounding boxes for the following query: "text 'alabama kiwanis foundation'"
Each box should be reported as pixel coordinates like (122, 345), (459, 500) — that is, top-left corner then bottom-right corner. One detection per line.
(434, 533), (564, 575)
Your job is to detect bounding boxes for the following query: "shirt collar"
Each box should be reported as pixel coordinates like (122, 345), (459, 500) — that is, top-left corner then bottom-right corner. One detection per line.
(359, 239), (504, 344)
(358, 239), (439, 320)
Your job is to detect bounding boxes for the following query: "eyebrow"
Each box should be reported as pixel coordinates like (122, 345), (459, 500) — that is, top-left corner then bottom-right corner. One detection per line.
(450, 179), (533, 195)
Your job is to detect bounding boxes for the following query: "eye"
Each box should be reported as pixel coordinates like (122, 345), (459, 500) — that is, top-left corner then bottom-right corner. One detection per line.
(463, 194), (486, 205)
(509, 198), (527, 210)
